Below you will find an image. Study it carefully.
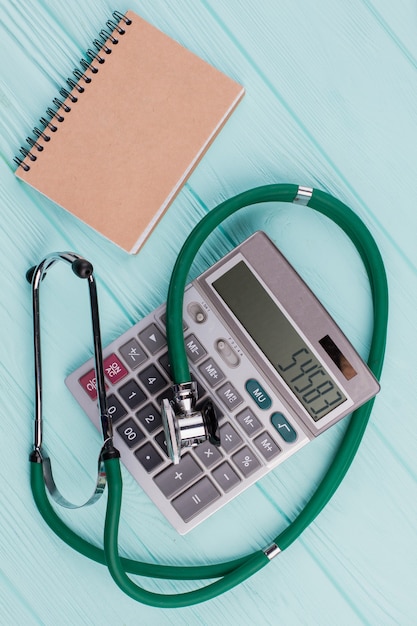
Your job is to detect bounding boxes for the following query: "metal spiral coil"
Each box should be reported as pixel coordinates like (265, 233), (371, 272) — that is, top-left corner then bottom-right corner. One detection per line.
(14, 10), (131, 171)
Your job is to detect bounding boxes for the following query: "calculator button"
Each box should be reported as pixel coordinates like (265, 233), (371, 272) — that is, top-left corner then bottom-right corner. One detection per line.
(79, 369), (98, 400)
(232, 446), (261, 477)
(103, 354), (129, 384)
(193, 440), (223, 468)
(245, 379), (272, 410)
(160, 313), (187, 331)
(157, 386), (174, 407)
(154, 430), (169, 457)
(118, 379), (147, 409)
(216, 382), (243, 411)
(195, 400), (224, 429)
(154, 454), (202, 499)
(117, 418), (145, 448)
(138, 364), (168, 394)
(138, 324), (166, 354)
(136, 403), (162, 433)
(271, 412), (298, 443)
(219, 423), (243, 453)
(171, 477), (220, 522)
(134, 442), (164, 473)
(107, 394), (128, 424)
(158, 352), (171, 377)
(253, 432), (281, 461)
(236, 408), (262, 436)
(119, 338), (147, 369)
(212, 462), (241, 493)
(184, 334), (207, 363)
(198, 358), (225, 388)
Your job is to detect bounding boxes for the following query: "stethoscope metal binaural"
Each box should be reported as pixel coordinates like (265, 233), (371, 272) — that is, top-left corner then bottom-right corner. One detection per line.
(28, 184), (388, 608)
(27, 252), (116, 507)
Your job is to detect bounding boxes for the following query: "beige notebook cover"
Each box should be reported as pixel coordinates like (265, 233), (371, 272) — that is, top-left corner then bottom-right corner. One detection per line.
(15, 10), (244, 253)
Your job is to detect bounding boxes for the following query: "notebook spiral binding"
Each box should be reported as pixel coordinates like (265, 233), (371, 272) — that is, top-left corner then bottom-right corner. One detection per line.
(14, 10), (132, 172)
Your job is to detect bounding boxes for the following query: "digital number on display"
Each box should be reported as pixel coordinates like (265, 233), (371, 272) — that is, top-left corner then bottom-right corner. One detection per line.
(213, 261), (347, 421)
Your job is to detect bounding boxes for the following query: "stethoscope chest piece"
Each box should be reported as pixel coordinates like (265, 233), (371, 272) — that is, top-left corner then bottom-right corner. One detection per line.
(161, 381), (220, 464)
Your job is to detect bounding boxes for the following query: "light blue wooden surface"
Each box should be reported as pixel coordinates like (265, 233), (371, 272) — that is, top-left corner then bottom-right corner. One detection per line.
(1, 0), (416, 623)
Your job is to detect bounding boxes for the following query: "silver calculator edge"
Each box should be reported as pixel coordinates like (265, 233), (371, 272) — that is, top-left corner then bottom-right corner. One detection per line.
(65, 231), (379, 534)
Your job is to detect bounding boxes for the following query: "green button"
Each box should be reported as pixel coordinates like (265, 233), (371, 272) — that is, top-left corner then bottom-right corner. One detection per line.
(271, 412), (297, 443)
(245, 379), (272, 410)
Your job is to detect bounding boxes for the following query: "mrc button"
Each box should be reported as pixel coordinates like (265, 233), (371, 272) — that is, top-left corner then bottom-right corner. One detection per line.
(216, 382), (243, 410)
(245, 379), (272, 410)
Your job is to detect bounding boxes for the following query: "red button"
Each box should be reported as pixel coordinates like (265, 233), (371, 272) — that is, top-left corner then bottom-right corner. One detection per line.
(79, 369), (98, 400)
(103, 353), (128, 383)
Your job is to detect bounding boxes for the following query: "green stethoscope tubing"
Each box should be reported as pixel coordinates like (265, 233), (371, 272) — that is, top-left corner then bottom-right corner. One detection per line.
(30, 184), (388, 608)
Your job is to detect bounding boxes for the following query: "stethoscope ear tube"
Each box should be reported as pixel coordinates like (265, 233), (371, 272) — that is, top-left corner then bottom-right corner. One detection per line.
(30, 458), (265, 581)
(102, 457), (269, 608)
(29, 185), (388, 607)
(28, 252), (118, 509)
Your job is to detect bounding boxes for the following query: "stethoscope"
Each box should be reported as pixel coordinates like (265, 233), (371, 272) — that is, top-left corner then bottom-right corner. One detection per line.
(28, 184), (388, 608)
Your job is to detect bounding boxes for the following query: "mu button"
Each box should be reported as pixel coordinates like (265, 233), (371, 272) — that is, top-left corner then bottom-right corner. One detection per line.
(245, 379), (272, 410)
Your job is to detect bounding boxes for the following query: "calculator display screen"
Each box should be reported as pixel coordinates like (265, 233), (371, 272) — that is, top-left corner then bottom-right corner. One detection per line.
(212, 261), (347, 421)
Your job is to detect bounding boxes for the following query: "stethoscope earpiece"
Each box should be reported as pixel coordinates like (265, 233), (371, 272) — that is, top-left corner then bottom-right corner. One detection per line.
(71, 258), (93, 278)
(26, 266), (37, 284)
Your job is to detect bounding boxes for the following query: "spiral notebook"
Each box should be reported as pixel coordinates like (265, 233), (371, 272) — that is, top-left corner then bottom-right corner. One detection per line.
(14, 10), (244, 253)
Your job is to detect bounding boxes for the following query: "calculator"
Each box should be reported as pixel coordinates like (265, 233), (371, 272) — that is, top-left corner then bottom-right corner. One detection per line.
(65, 231), (380, 534)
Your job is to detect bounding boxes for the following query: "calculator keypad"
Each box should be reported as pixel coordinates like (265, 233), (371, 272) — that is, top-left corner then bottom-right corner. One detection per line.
(65, 286), (307, 534)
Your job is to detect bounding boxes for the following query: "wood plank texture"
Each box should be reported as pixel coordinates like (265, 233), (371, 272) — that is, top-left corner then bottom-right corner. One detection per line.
(0, 0), (416, 624)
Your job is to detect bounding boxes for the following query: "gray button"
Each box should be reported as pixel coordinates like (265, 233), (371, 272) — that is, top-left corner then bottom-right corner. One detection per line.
(172, 477), (220, 522)
(138, 324), (166, 354)
(184, 334), (207, 363)
(154, 454), (202, 499)
(236, 408), (262, 437)
(106, 394), (127, 423)
(198, 358), (225, 387)
(134, 442), (164, 473)
(212, 462), (241, 493)
(135, 403), (162, 433)
(138, 364), (168, 393)
(158, 352), (171, 376)
(154, 430), (169, 458)
(118, 379), (147, 409)
(193, 440), (223, 468)
(116, 418), (145, 448)
(216, 382), (243, 411)
(253, 432), (281, 461)
(232, 446), (261, 477)
(220, 423), (243, 453)
(160, 313), (188, 331)
(119, 338), (147, 369)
